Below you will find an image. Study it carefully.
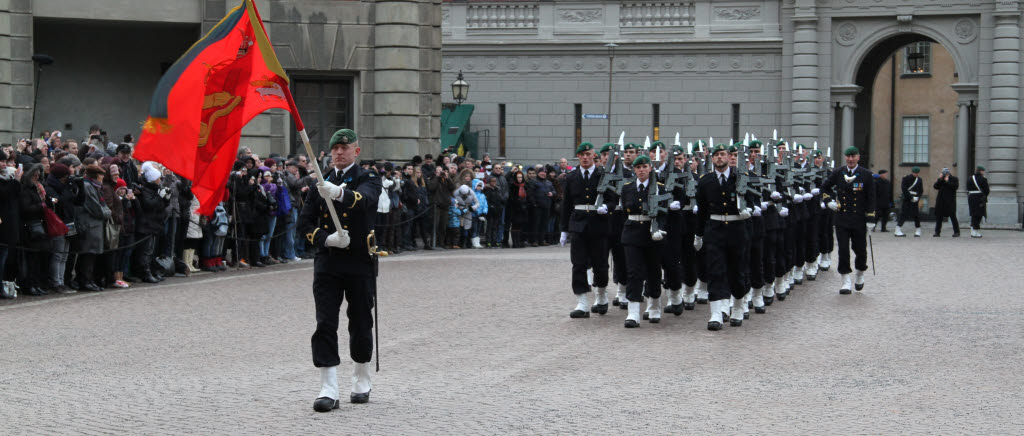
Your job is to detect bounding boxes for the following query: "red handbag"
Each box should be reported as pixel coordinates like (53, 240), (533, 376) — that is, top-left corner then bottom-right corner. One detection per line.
(42, 204), (69, 237)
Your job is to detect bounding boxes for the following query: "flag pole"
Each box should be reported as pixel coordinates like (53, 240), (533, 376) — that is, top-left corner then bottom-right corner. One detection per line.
(299, 129), (343, 232)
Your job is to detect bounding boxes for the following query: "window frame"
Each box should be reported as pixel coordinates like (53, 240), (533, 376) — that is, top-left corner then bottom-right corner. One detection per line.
(901, 42), (932, 77)
(900, 115), (930, 165)
(289, 75), (356, 157)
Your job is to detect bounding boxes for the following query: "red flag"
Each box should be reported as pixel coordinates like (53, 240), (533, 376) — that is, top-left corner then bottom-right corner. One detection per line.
(134, 0), (303, 214)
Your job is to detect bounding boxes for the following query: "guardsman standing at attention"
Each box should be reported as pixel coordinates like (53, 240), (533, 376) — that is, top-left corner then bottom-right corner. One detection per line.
(819, 146), (875, 294)
(560, 142), (614, 318)
(967, 165), (990, 238)
(612, 143), (637, 309)
(894, 167), (924, 237)
(619, 155), (668, 328)
(299, 129), (382, 412)
(694, 144), (751, 330)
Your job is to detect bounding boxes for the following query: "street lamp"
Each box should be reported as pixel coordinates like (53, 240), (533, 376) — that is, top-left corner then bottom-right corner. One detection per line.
(30, 54), (54, 139)
(451, 70), (469, 105)
(605, 43), (618, 143)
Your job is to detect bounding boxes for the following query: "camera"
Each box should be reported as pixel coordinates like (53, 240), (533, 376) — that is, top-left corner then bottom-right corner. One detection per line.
(941, 168), (950, 175)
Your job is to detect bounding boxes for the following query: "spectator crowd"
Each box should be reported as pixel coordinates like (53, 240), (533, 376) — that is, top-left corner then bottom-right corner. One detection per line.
(1, 127), (578, 299)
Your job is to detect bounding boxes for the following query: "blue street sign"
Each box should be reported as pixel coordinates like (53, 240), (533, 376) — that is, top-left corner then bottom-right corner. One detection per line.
(582, 114), (608, 120)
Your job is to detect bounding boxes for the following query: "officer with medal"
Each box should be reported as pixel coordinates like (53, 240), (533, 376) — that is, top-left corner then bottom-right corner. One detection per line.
(966, 165), (990, 238)
(694, 143), (751, 330)
(299, 129), (383, 412)
(819, 146), (876, 294)
(619, 155), (668, 327)
(560, 142), (614, 318)
(894, 167), (924, 237)
(611, 143), (637, 309)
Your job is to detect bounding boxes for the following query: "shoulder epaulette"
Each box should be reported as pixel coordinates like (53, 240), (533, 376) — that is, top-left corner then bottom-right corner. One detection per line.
(657, 182), (665, 186)
(624, 181), (634, 185)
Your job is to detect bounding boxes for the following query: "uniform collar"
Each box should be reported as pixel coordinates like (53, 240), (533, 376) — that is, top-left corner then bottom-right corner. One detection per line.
(334, 163), (355, 179)
(637, 178), (649, 189)
(846, 164), (858, 174)
(715, 167), (731, 180)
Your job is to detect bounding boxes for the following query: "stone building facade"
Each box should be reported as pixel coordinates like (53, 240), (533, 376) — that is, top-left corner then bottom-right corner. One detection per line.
(442, 0), (1024, 227)
(0, 0), (442, 160)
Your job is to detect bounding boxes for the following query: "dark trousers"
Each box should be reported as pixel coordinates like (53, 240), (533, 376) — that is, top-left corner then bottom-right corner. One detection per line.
(311, 266), (375, 367)
(818, 212), (834, 254)
(783, 221), (796, 271)
(609, 213), (627, 285)
(804, 214), (819, 264)
(660, 235), (683, 292)
(898, 201), (921, 228)
(570, 232), (609, 294)
(971, 215), (983, 229)
(680, 212), (698, 287)
(875, 207), (890, 231)
(834, 224), (867, 275)
(433, 207), (447, 248)
(703, 221), (748, 301)
(530, 207), (549, 243)
(763, 228), (781, 284)
(791, 218), (805, 270)
(747, 225), (764, 289)
(623, 244), (662, 302)
(935, 214), (960, 235)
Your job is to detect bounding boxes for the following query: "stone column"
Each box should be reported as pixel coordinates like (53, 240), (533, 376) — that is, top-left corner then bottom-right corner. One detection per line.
(0, 2), (34, 143)
(956, 101), (970, 184)
(790, 8), (818, 145)
(841, 102), (855, 151)
(988, 8), (1020, 194)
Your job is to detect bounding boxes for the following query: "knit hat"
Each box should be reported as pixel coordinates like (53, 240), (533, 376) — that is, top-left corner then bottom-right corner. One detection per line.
(575, 142), (594, 155)
(85, 164), (105, 178)
(142, 163), (161, 182)
(116, 178), (128, 189)
(632, 155), (652, 167)
(843, 146), (860, 156)
(49, 163), (70, 179)
(911, 166), (921, 173)
(457, 185), (470, 196)
(58, 155), (82, 167)
(330, 129), (358, 147)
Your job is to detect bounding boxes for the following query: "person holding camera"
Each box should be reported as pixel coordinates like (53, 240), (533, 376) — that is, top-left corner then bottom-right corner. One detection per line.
(894, 167), (924, 237)
(933, 167), (960, 237)
(966, 165), (990, 238)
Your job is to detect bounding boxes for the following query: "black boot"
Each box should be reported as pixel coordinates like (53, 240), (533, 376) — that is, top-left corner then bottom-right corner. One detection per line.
(142, 270), (159, 284)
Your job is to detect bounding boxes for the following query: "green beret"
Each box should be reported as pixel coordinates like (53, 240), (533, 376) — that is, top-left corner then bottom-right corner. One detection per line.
(811, 150), (823, 157)
(650, 141), (666, 150)
(912, 166), (921, 173)
(671, 145), (685, 156)
(575, 142), (594, 155)
(600, 143), (614, 154)
(632, 155), (652, 167)
(976, 165), (986, 172)
(691, 140), (706, 153)
(728, 144), (739, 153)
(330, 129), (358, 146)
(775, 140), (786, 148)
(624, 143), (637, 150)
(843, 146), (860, 156)
(710, 143), (728, 154)
(796, 143), (807, 150)
(749, 140), (763, 149)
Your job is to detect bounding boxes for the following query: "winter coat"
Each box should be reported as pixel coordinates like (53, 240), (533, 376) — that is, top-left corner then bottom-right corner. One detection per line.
(508, 181), (529, 226)
(100, 180), (124, 227)
(0, 175), (21, 246)
(117, 159), (140, 187)
(378, 177), (394, 213)
(273, 181), (292, 218)
(529, 178), (555, 209)
(249, 184), (271, 234)
(186, 197), (203, 239)
(489, 171), (509, 207)
(428, 173), (456, 210)
(135, 182), (168, 235)
(229, 171), (256, 224)
(447, 199), (462, 228)
(74, 180), (112, 254)
(932, 176), (959, 217)
(19, 181), (48, 247)
(471, 179), (488, 217)
(44, 174), (76, 225)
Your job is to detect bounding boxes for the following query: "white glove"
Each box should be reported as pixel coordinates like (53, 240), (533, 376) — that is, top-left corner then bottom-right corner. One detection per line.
(820, 201), (826, 210)
(317, 180), (343, 200)
(811, 188), (820, 196)
(382, 178), (394, 189)
(479, 216), (486, 223)
(158, 187), (170, 199)
(472, 204), (479, 211)
(867, 222), (876, 231)
(693, 236), (703, 251)
(771, 191), (782, 201)
(325, 230), (351, 249)
(779, 207), (790, 217)
(739, 208), (752, 219)
(760, 201), (769, 210)
(912, 196), (919, 203)
(793, 195), (803, 204)
(596, 204), (608, 215)
(652, 230), (666, 241)
(752, 206), (762, 217)
(803, 193), (813, 201)
(559, 231), (568, 247)
(669, 201), (681, 211)
(692, 204), (698, 214)
(827, 201), (839, 211)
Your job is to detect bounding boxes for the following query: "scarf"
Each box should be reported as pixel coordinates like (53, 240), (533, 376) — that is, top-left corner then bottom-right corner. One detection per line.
(513, 181), (526, 199)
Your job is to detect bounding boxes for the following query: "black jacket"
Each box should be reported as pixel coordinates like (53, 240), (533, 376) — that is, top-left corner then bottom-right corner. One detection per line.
(966, 173), (989, 217)
(298, 164), (382, 277)
(620, 178), (666, 246)
(819, 165), (876, 228)
(135, 182), (168, 235)
(874, 177), (893, 209)
(0, 176), (21, 245)
(933, 175), (959, 216)
(901, 174), (924, 203)
(559, 166), (611, 235)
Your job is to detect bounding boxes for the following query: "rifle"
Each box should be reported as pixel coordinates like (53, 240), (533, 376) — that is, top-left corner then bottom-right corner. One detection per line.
(734, 146), (754, 211)
(645, 178), (672, 236)
(594, 150), (623, 208)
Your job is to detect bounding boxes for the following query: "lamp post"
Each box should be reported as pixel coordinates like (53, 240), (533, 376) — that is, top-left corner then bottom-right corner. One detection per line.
(451, 70), (469, 106)
(30, 54), (53, 139)
(605, 43), (618, 143)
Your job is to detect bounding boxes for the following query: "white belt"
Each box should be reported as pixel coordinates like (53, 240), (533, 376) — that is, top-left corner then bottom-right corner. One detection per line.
(968, 191), (983, 195)
(574, 205), (597, 211)
(710, 214), (746, 222)
(627, 215), (652, 222)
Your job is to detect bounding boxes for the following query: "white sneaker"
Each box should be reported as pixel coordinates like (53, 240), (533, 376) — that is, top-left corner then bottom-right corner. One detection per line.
(914, 228), (922, 237)
(971, 228), (982, 238)
(352, 362), (372, 395)
(855, 270), (865, 291)
(318, 366), (339, 400)
(840, 274), (853, 294)
(894, 227), (905, 237)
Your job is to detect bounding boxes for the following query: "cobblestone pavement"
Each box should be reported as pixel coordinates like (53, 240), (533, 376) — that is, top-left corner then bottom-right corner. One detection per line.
(2, 230), (1023, 434)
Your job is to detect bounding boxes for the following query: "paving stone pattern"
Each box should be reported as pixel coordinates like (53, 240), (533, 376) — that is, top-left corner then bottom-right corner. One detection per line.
(1, 231), (1023, 434)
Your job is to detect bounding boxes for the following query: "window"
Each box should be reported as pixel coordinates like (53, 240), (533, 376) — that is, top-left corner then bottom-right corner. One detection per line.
(290, 77), (354, 156)
(499, 104), (506, 157)
(902, 116), (929, 164)
(903, 42), (931, 75)
(731, 104), (741, 142)
(652, 104), (660, 141)
(574, 104), (582, 147)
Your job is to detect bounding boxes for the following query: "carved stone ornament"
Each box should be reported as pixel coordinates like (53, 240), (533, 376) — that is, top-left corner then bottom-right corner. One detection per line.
(714, 7), (760, 21)
(530, 60), (541, 70)
(559, 9), (602, 23)
(663, 59), (673, 69)
(640, 58), (650, 69)
(465, 61), (474, 70)
(707, 58), (719, 69)
(574, 60), (584, 70)
(552, 60), (561, 70)
(730, 58), (742, 69)
(508, 60), (518, 70)
(753, 57), (765, 69)
(487, 60), (497, 70)
(443, 61), (454, 71)
(685, 57), (697, 69)
(954, 18), (977, 43)
(596, 61), (605, 70)
(618, 59), (628, 70)
(835, 22), (857, 46)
